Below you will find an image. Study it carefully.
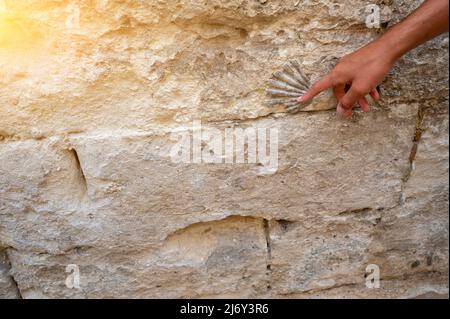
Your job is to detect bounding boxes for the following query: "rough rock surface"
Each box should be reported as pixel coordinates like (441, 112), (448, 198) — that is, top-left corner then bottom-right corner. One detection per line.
(0, 0), (448, 298)
(0, 249), (20, 298)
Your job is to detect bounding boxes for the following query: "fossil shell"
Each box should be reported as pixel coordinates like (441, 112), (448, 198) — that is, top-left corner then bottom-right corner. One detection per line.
(266, 60), (312, 113)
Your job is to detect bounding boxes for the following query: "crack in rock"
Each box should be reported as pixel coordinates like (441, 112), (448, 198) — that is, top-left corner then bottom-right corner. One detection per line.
(400, 106), (427, 205)
(0, 248), (22, 299)
(263, 218), (272, 290)
(68, 148), (88, 196)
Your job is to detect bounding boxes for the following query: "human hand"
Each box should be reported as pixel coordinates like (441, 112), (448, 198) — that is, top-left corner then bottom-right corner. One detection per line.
(298, 41), (395, 117)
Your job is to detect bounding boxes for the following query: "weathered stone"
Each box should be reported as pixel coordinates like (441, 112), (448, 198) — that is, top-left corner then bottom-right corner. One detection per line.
(0, 0), (448, 298)
(0, 249), (20, 299)
(365, 102), (449, 282)
(6, 216), (268, 298)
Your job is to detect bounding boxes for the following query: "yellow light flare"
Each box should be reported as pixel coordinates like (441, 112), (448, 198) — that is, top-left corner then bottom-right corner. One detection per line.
(0, 9), (42, 51)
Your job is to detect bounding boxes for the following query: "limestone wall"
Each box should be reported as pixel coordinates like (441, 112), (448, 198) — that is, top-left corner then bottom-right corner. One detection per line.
(0, 0), (448, 298)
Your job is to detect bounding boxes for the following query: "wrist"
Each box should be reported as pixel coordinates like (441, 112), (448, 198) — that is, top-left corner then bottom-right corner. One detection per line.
(371, 34), (403, 66)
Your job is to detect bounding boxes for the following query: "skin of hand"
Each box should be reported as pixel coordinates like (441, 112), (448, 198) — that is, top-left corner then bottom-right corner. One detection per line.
(298, 0), (450, 118)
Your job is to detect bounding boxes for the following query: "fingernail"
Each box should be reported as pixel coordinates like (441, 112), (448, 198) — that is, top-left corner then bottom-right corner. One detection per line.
(297, 95), (304, 102)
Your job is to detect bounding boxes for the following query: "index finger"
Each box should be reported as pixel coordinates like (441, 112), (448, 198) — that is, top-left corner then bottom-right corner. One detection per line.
(298, 74), (333, 102)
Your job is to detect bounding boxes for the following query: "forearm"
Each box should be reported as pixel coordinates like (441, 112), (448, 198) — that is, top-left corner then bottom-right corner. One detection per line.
(376, 0), (449, 63)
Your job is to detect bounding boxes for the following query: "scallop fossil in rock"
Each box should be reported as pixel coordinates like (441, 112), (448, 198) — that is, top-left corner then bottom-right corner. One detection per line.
(266, 60), (312, 113)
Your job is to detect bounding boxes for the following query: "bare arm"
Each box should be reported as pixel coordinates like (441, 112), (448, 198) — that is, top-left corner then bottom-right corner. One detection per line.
(299, 0), (449, 118)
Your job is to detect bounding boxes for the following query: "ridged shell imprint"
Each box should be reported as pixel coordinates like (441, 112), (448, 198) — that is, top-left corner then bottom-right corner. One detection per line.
(266, 60), (312, 113)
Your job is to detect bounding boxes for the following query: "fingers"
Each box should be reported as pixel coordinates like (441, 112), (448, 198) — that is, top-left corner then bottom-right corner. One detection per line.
(300, 75), (379, 117)
(370, 88), (380, 101)
(337, 102), (352, 118)
(335, 84), (353, 118)
(340, 84), (365, 110)
(359, 96), (370, 112)
(337, 84), (374, 117)
(298, 74), (333, 102)
(333, 84), (346, 101)
(337, 95), (370, 117)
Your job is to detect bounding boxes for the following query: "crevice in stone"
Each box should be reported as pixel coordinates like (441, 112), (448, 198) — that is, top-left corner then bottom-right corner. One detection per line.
(408, 106), (426, 167)
(203, 108), (337, 126)
(400, 106), (427, 205)
(163, 215), (262, 240)
(0, 132), (27, 143)
(337, 207), (372, 216)
(278, 270), (447, 297)
(275, 219), (295, 232)
(301, 282), (360, 295)
(8, 272), (23, 299)
(69, 148), (88, 195)
(0, 108), (336, 144)
(1, 248), (23, 299)
(0, 132), (14, 142)
(263, 218), (272, 290)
